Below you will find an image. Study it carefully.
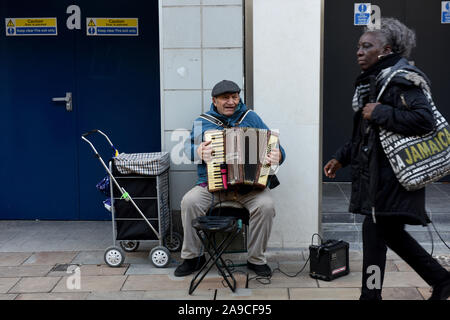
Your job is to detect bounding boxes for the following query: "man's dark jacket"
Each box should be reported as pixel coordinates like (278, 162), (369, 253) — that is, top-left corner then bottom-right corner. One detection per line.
(333, 57), (435, 225)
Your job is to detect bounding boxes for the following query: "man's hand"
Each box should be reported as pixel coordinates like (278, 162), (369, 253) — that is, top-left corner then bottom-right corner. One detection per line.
(197, 141), (213, 163)
(362, 102), (380, 120)
(265, 148), (282, 166)
(323, 159), (342, 179)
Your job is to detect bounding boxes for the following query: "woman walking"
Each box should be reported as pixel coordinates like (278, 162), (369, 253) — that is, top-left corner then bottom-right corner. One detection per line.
(324, 17), (450, 300)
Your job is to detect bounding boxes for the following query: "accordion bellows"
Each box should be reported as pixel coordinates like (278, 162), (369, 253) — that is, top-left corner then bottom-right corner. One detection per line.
(204, 127), (279, 192)
(113, 152), (170, 176)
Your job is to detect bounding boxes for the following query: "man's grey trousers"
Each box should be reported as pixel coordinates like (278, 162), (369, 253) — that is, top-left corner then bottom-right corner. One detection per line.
(180, 185), (276, 265)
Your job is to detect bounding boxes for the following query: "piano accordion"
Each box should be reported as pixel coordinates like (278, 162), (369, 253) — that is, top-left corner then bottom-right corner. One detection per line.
(204, 127), (279, 192)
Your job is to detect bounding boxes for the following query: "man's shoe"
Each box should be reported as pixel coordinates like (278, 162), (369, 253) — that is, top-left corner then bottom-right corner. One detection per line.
(174, 256), (206, 277)
(247, 261), (272, 277)
(429, 276), (450, 300)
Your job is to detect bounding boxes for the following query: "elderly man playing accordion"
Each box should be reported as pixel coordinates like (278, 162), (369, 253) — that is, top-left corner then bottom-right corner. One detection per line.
(174, 80), (286, 278)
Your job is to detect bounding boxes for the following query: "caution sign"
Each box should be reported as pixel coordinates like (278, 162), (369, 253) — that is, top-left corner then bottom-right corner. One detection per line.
(5, 18), (58, 36)
(86, 18), (138, 36)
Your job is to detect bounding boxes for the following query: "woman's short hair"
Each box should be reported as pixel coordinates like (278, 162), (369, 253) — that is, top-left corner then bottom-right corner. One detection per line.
(365, 17), (416, 58)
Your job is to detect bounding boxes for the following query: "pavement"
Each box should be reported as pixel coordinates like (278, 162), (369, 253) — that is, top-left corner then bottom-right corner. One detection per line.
(0, 182), (449, 301)
(0, 221), (449, 301)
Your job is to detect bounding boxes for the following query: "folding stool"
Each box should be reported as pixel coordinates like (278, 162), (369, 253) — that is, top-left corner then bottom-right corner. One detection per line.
(188, 216), (242, 295)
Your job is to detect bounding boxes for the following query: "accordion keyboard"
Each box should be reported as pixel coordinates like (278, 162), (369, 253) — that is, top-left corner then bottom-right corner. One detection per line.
(204, 130), (226, 192)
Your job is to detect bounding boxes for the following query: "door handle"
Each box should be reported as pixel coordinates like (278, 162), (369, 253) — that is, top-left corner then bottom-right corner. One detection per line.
(52, 92), (72, 112)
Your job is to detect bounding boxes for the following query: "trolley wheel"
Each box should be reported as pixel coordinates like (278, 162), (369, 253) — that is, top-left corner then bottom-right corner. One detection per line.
(104, 246), (125, 268)
(120, 240), (140, 252)
(165, 232), (182, 252)
(149, 246), (171, 268)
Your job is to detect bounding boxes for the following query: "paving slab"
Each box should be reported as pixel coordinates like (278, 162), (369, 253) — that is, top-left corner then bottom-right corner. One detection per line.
(393, 260), (414, 272)
(86, 291), (147, 300)
(383, 272), (429, 288)
(71, 251), (105, 265)
(142, 289), (215, 300)
(58, 241), (112, 252)
(0, 252), (32, 266)
(15, 292), (89, 300)
(248, 272), (318, 289)
(381, 287), (424, 300)
(47, 264), (128, 277)
(122, 274), (190, 291)
(195, 273), (247, 291)
(276, 261), (310, 274)
(417, 287), (433, 300)
(126, 263), (177, 275)
(348, 250), (363, 260)
(23, 251), (78, 266)
(321, 198), (351, 213)
(0, 294), (18, 300)
(289, 287), (360, 300)
(0, 242), (54, 253)
(9, 277), (61, 293)
(116, 251), (150, 264)
(350, 260), (399, 272)
(434, 183), (450, 197)
(265, 250), (308, 262)
(418, 286), (450, 300)
(0, 278), (20, 293)
(0, 265), (53, 277)
(78, 264), (129, 276)
(122, 273), (247, 292)
(316, 272), (361, 288)
(216, 287), (289, 300)
(0, 231), (20, 243)
(46, 264), (83, 277)
(323, 183), (347, 198)
(52, 275), (128, 293)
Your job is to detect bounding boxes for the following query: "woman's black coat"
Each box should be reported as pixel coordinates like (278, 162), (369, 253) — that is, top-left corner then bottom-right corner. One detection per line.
(333, 74), (435, 225)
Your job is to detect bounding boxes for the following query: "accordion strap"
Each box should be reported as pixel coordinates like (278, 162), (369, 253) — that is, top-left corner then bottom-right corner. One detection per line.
(235, 110), (252, 125)
(199, 110), (252, 128)
(199, 113), (227, 128)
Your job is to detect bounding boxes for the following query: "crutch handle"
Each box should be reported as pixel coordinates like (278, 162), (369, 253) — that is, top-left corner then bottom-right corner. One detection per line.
(82, 129), (99, 137)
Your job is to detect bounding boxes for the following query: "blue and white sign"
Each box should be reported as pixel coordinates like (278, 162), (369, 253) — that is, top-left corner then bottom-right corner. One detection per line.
(442, 1), (450, 24)
(354, 3), (372, 26)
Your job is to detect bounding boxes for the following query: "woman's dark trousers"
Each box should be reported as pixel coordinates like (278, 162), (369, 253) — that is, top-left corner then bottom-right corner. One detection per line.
(360, 215), (449, 300)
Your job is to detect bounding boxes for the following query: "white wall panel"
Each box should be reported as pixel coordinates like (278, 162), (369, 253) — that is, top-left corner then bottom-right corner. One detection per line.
(254, 0), (322, 248)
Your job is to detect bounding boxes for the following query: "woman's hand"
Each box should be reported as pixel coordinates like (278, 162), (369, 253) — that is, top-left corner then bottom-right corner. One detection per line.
(196, 141), (213, 163)
(362, 102), (380, 120)
(324, 159), (342, 178)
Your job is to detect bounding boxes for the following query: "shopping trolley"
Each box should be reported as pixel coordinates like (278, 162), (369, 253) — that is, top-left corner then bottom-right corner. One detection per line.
(81, 130), (182, 268)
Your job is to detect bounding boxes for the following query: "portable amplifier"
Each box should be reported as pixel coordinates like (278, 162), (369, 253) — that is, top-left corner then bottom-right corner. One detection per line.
(309, 239), (349, 281)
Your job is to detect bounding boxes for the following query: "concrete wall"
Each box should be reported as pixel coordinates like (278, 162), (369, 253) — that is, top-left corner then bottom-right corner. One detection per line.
(159, 0), (244, 211)
(253, 0), (323, 248)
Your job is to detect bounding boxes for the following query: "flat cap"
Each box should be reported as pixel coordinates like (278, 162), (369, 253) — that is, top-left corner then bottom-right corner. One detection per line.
(211, 80), (241, 97)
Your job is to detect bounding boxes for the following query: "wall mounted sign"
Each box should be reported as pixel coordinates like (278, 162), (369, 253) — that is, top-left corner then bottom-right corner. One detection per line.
(354, 3), (371, 26)
(5, 17), (58, 36)
(443, 1), (450, 24)
(86, 18), (139, 36)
